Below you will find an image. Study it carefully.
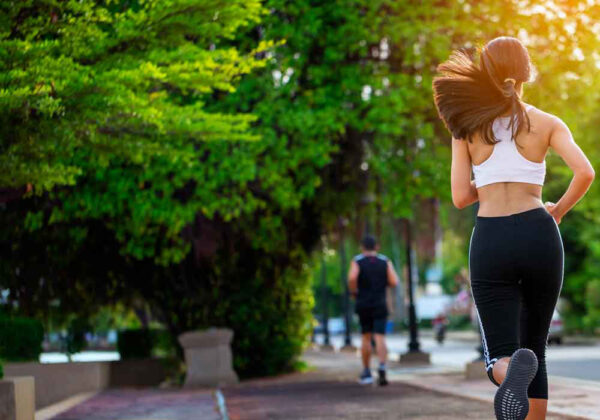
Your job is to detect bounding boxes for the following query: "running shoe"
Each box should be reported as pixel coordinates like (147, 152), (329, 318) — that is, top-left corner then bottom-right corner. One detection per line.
(359, 369), (373, 385)
(377, 368), (388, 386)
(494, 348), (538, 420)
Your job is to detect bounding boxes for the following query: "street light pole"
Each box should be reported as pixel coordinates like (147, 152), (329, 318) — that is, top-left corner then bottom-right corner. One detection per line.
(399, 217), (430, 364)
(321, 244), (332, 349)
(339, 220), (353, 349)
(404, 218), (420, 352)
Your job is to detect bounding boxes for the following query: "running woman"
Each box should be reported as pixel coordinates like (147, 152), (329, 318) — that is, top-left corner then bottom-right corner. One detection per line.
(433, 37), (594, 420)
(348, 235), (399, 386)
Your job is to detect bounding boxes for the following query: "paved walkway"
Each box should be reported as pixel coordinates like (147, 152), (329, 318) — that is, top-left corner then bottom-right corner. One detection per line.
(45, 348), (589, 419)
(49, 389), (220, 420)
(225, 377), (494, 419)
(402, 371), (600, 420)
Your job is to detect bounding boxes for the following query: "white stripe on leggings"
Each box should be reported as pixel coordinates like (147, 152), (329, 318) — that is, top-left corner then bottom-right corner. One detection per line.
(468, 226), (497, 371)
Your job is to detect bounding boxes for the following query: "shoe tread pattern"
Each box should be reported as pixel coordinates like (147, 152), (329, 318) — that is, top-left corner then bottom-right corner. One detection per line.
(493, 349), (538, 420)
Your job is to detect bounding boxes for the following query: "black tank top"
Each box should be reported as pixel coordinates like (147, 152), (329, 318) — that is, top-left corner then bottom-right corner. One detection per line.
(354, 253), (388, 311)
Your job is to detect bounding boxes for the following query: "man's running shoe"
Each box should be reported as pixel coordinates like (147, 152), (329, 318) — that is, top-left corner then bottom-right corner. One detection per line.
(377, 368), (388, 386)
(359, 368), (373, 385)
(494, 348), (538, 420)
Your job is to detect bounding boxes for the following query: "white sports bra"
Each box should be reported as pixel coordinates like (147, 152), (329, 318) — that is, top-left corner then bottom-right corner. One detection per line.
(472, 104), (546, 188)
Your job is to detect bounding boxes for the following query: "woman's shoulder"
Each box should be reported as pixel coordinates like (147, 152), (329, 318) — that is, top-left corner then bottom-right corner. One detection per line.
(526, 103), (564, 124)
(525, 103), (566, 133)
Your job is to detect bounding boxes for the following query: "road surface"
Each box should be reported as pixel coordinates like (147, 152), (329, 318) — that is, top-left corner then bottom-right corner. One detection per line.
(316, 332), (600, 381)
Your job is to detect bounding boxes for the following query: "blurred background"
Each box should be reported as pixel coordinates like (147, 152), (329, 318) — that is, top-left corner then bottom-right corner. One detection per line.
(1, 0), (600, 385)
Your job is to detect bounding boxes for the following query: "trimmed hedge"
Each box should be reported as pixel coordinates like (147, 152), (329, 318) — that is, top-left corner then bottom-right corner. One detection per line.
(228, 265), (314, 378)
(117, 329), (153, 360)
(65, 317), (91, 356)
(117, 329), (175, 360)
(0, 316), (44, 362)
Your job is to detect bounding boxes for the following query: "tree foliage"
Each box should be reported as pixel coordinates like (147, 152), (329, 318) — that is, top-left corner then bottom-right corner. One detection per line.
(3, 0), (600, 379)
(0, 0), (265, 192)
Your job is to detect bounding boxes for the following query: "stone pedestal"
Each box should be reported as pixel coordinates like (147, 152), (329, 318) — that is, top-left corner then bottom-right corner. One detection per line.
(465, 360), (488, 380)
(319, 344), (335, 352)
(178, 328), (238, 388)
(0, 381), (16, 420)
(0, 377), (35, 420)
(340, 344), (358, 353)
(399, 351), (431, 365)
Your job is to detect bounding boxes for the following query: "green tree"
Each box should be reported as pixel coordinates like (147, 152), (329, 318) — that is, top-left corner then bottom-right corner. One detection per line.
(0, 0), (265, 194)
(5, 0), (600, 381)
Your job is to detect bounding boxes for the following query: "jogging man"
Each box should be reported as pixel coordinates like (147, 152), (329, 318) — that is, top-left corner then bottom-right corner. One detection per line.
(348, 235), (399, 385)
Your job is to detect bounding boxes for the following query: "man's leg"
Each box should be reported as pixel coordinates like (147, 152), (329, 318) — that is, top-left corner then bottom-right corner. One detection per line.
(358, 332), (374, 384)
(361, 333), (373, 369)
(373, 317), (389, 385)
(374, 333), (387, 365)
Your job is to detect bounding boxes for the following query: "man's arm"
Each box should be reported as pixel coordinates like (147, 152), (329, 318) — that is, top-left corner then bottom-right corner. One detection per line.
(387, 260), (399, 287)
(348, 260), (359, 295)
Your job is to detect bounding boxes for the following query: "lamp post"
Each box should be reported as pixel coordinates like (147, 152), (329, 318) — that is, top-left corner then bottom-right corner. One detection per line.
(320, 242), (333, 351)
(339, 217), (356, 351)
(405, 219), (420, 352)
(399, 218), (430, 364)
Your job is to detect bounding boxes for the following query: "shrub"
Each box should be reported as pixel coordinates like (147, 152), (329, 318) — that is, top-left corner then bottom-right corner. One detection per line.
(117, 328), (177, 360)
(228, 265), (314, 378)
(64, 317), (91, 357)
(0, 316), (44, 362)
(117, 329), (153, 360)
(584, 279), (600, 333)
(152, 329), (176, 358)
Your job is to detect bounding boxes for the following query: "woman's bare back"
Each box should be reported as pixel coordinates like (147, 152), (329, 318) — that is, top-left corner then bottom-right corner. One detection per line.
(468, 105), (555, 216)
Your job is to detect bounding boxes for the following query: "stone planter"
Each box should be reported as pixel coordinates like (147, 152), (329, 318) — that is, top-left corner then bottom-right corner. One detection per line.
(465, 360), (488, 380)
(178, 328), (238, 388)
(0, 377), (35, 420)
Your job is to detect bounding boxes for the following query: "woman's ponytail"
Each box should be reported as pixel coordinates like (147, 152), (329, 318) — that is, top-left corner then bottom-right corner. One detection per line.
(433, 37), (532, 144)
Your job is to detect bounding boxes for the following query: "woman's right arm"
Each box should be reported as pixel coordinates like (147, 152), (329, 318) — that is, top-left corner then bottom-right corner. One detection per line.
(546, 117), (595, 224)
(451, 137), (479, 209)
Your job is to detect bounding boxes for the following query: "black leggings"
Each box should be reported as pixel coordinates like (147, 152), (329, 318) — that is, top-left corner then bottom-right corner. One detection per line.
(470, 207), (563, 400)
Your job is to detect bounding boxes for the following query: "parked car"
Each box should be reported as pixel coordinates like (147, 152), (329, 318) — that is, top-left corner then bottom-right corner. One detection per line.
(548, 309), (564, 345)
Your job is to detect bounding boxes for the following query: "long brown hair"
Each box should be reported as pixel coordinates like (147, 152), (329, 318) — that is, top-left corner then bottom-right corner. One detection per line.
(433, 37), (532, 144)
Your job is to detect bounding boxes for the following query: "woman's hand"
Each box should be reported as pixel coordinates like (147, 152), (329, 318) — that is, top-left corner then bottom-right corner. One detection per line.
(547, 117), (595, 223)
(544, 201), (562, 224)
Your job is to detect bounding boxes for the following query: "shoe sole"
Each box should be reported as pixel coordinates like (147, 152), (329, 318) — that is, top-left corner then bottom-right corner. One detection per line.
(359, 377), (373, 385)
(494, 349), (538, 420)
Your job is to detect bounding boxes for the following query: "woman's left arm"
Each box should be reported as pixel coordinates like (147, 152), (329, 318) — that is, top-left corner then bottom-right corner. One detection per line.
(546, 117), (595, 224)
(451, 138), (478, 209)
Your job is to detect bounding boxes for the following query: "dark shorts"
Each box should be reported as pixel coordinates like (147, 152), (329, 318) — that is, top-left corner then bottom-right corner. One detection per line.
(357, 308), (388, 335)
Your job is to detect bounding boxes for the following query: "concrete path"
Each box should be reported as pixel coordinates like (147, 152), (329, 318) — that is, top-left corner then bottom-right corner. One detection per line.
(316, 331), (600, 381)
(306, 347), (596, 419)
(400, 372), (600, 420)
(46, 347), (588, 419)
(225, 378), (495, 419)
(48, 389), (221, 420)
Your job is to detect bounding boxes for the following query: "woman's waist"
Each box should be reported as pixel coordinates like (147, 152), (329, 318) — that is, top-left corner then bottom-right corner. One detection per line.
(475, 206), (550, 223)
(476, 188), (543, 217)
